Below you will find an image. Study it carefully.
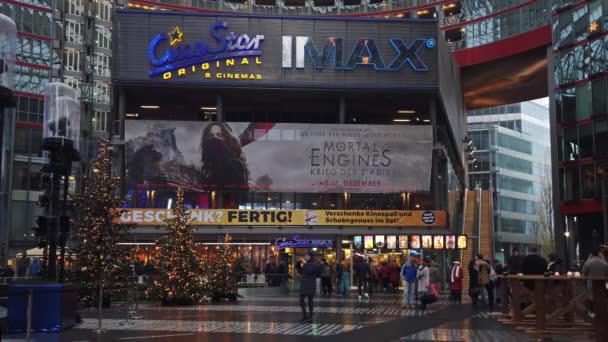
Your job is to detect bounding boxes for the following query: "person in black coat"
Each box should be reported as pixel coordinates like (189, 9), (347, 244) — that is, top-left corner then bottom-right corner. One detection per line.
(507, 248), (524, 275)
(296, 252), (320, 322)
(522, 248), (548, 289)
(354, 257), (372, 299)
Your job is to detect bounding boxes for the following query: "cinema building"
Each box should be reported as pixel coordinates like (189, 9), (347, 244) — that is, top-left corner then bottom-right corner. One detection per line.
(111, 9), (467, 278)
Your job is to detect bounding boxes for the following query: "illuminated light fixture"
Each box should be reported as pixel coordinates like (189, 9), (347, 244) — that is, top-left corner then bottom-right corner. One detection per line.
(461, 27), (466, 32)
(126, 113), (139, 117)
(168, 26), (183, 46)
(417, 9), (429, 15)
(396, 13), (404, 18)
(423, 119), (431, 122)
(140, 105), (160, 109)
(201, 106), (217, 111)
(415, 204), (421, 208)
(393, 119), (411, 122)
(397, 110), (416, 114)
(342, 240), (353, 244)
(589, 22), (599, 32)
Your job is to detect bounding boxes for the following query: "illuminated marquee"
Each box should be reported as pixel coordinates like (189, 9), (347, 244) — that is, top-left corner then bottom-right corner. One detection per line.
(282, 36), (435, 71)
(148, 22), (265, 80)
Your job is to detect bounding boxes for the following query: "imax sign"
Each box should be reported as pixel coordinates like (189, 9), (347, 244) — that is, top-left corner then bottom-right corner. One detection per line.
(281, 36), (435, 71)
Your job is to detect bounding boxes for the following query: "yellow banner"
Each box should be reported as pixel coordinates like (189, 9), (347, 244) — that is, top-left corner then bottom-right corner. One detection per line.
(114, 209), (446, 227)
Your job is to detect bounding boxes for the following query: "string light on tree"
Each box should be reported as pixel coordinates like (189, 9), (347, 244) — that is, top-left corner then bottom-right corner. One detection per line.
(149, 188), (208, 305)
(69, 139), (134, 307)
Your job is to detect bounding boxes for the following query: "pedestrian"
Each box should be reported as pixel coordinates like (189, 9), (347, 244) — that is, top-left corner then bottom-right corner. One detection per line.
(335, 259), (344, 295)
(582, 249), (608, 315)
(320, 259), (333, 296)
(354, 256), (371, 299)
(4, 265), (14, 278)
(389, 261), (400, 293)
(522, 248), (547, 289)
(547, 253), (563, 274)
(401, 258), (417, 308)
(16, 252), (30, 277)
(449, 260), (463, 303)
(468, 259), (479, 306)
(417, 258), (430, 309)
(338, 259), (350, 297)
(486, 259), (497, 308)
(475, 254), (490, 306)
(296, 252), (320, 322)
(277, 261), (288, 292)
(493, 260), (504, 304)
(380, 261), (391, 292)
(507, 247), (524, 275)
(30, 258), (41, 277)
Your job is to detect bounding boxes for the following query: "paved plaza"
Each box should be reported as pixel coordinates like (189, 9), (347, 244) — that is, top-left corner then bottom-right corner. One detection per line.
(3, 293), (543, 342)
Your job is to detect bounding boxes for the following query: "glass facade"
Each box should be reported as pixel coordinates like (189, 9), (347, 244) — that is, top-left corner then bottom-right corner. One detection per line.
(468, 100), (551, 254)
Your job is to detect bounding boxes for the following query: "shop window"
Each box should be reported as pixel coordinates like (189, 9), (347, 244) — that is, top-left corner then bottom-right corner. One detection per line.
(595, 120), (608, 157)
(592, 78), (608, 115)
(576, 83), (592, 120)
(581, 163), (596, 198)
(563, 126), (579, 161)
(562, 87), (577, 122)
(579, 123), (594, 159)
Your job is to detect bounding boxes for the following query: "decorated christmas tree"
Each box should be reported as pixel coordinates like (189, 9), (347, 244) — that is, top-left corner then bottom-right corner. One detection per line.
(207, 234), (238, 301)
(70, 139), (133, 307)
(150, 188), (207, 305)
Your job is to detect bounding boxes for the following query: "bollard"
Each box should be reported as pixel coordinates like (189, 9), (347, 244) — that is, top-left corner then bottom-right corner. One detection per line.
(93, 284), (106, 334)
(25, 289), (33, 342)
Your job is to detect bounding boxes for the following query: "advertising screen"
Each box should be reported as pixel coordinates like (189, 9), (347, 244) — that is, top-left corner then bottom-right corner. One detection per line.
(446, 235), (456, 249)
(364, 236), (374, 249)
(422, 235), (433, 249)
(458, 235), (468, 249)
(398, 235), (408, 249)
(409, 235), (421, 249)
(375, 235), (385, 248)
(433, 235), (444, 249)
(386, 235), (397, 249)
(354, 236), (362, 249)
(125, 121), (433, 193)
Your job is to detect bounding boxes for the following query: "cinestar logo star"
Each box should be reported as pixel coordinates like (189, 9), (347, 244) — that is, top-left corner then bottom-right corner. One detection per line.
(282, 36), (435, 71)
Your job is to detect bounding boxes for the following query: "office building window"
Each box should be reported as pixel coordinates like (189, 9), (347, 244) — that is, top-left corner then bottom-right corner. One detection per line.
(592, 78), (608, 115)
(66, 20), (83, 44)
(67, 0), (83, 15)
(564, 166), (581, 200)
(16, 36), (51, 67)
(560, 50), (576, 84)
(576, 83), (592, 120)
(94, 111), (108, 132)
(581, 163), (596, 198)
(63, 76), (82, 99)
(562, 87), (577, 122)
(562, 126), (579, 161)
(96, 25), (111, 49)
(574, 44), (589, 80)
(595, 120), (608, 157)
(94, 81), (110, 104)
(578, 123), (593, 159)
(15, 96), (44, 123)
(97, 0), (112, 22)
(94, 53), (111, 77)
(64, 48), (81, 72)
(14, 65), (49, 94)
(558, 11), (573, 47)
(573, 6), (589, 43)
(589, 37), (607, 75)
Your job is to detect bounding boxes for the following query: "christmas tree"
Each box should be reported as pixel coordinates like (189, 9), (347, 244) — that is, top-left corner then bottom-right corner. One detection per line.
(149, 188), (207, 305)
(207, 234), (238, 301)
(70, 139), (133, 307)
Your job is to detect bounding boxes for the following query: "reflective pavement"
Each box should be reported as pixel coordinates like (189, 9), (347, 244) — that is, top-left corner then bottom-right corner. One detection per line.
(3, 293), (557, 342)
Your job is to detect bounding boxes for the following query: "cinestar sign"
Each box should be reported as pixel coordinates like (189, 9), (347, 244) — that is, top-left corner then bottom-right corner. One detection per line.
(281, 36), (436, 71)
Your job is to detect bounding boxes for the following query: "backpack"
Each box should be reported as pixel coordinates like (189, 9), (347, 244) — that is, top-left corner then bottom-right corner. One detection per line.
(489, 265), (497, 282)
(321, 263), (331, 277)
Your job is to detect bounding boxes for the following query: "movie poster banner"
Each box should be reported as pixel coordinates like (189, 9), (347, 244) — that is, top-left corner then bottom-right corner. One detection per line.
(125, 121), (433, 193)
(114, 209), (446, 227)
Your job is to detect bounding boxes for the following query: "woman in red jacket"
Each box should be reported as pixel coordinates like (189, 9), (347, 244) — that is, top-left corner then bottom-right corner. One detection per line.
(449, 260), (464, 303)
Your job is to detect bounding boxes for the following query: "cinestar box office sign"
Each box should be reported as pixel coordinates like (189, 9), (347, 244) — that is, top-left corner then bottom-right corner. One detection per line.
(113, 10), (439, 88)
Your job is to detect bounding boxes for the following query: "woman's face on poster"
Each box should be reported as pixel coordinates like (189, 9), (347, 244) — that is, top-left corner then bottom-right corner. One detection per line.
(210, 125), (224, 141)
